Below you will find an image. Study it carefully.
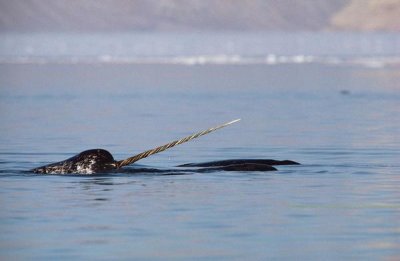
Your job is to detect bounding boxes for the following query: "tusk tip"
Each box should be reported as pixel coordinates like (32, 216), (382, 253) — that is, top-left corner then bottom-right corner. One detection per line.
(226, 118), (241, 125)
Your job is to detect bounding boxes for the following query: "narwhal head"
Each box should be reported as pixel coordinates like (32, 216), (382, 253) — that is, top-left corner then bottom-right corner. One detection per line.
(32, 149), (117, 174)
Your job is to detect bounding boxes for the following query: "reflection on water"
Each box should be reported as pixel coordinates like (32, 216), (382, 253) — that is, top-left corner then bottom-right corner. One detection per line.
(0, 63), (400, 259)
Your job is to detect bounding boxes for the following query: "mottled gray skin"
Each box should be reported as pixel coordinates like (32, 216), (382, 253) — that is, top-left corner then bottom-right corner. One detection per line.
(31, 149), (299, 175)
(31, 149), (117, 174)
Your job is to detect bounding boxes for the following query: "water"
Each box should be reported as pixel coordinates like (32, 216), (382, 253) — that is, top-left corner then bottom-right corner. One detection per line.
(1, 33), (400, 260)
(1, 32), (400, 65)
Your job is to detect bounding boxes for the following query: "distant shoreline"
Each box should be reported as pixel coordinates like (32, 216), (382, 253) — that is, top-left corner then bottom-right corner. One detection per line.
(1, 0), (399, 33)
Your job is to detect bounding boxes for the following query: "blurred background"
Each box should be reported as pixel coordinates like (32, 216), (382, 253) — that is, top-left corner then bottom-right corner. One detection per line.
(0, 0), (400, 65)
(1, 0), (399, 32)
(1, 1), (400, 260)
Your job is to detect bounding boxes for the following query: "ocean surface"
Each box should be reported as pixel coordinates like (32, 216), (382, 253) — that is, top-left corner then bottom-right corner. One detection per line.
(1, 32), (400, 260)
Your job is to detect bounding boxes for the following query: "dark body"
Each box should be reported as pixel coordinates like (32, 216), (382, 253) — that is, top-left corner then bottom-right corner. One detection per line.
(31, 149), (299, 175)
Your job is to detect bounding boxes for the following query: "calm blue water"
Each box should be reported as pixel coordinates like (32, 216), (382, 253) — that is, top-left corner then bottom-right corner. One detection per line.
(1, 32), (400, 260)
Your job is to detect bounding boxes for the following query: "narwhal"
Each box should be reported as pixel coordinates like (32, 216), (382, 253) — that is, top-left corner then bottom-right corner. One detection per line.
(31, 119), (299, 174)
